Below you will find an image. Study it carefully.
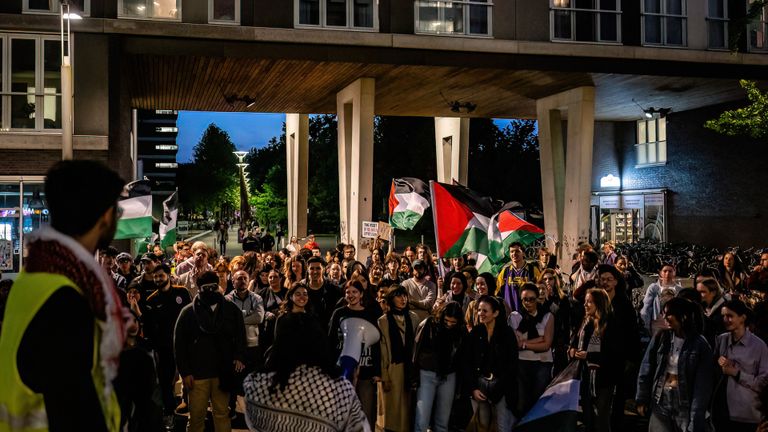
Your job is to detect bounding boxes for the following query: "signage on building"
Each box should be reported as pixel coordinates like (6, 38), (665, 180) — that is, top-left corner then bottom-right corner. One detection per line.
(599, 196), (621, 209)
(362, 221), (379, 239)
(645, 194), (664, 206)
(622, 195), (644, 209)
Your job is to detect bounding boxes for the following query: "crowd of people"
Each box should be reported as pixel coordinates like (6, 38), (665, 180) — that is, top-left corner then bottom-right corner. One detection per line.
(2, 160), (768, 432)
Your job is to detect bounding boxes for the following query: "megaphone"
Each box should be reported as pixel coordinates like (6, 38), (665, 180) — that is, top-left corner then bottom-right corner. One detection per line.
(338, 317), (381, 381)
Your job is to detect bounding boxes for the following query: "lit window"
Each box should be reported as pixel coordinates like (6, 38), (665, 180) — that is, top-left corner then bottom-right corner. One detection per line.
(635, 117), (667, 167)
(1, 34), (63, 131)
(155, 110), (177, 114)
(155, 145), (178, 150)
(749, 0), (768, 51)
(415, 0), (492, 36)
(155, 126), (178, 132)
(296, 0), (378, 30)
(550, 0), (621, 43)
(155, 162), (178, 168)
(23, 0), (90, 15)
(707, 0), (727, 49)
(642, 0), (686, 46)
(209, 0), (240, 23)
(119, 0), (181, 20)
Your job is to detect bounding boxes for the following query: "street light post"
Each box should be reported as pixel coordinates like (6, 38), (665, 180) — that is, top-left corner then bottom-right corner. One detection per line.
(60, 0), (81, 160)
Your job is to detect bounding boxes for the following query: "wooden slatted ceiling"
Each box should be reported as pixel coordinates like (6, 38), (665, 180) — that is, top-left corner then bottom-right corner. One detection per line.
(126, 55), (747, 120)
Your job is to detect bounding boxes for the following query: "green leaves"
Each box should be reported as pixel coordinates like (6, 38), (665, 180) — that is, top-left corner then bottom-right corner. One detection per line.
(705, 80), (768, 140)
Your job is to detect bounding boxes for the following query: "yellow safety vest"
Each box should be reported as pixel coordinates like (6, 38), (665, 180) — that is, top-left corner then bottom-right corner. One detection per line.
(0, 273), (121, 432)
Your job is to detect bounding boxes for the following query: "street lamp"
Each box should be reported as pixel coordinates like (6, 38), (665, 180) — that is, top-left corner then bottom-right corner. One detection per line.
(60, 0), (81, 160)
(233, 151), (248, 163)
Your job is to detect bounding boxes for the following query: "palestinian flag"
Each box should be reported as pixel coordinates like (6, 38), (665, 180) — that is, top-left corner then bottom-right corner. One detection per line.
(114, 180), (153, 240)
(430, 181), (495, 258)
(516, 360), (580, 432)
(388, 178), (430, 230)
(487, 202), (545, 263)
(159, 189), (178, 248)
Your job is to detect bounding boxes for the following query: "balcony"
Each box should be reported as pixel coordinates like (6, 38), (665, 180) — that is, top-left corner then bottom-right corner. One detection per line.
(414, 0), (493, 37)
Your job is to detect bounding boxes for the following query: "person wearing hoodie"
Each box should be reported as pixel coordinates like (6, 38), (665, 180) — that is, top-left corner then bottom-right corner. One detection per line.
(174, 271), (247, 432)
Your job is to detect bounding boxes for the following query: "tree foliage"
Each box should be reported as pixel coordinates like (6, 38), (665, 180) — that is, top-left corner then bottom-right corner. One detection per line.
(307, 115), (340, 232)
(245, 133), (287, 228)
(705, 80), (768, 140)
(178, 124), (238, 216)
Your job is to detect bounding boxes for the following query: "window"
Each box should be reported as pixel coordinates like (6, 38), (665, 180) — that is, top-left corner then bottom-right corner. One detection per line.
(155, 144), (178, 150)
(748, 0), (768, 51)
(0, 35), (63, 132)
(23, 0), (90, 15)
(155, 126), (178, 132)
(296, 0), (378, 30)
(707, 0), (727, 49)
(551, 0), (621, 43)
(642, 0), (686, 46)
(209, 0), (240, 24)
(635, 117), (667, 167)
(415, 0), (493, 36)
(155, 109), (177, 114)
(119, 0), (180, 20)
(155, 162), (178, 168)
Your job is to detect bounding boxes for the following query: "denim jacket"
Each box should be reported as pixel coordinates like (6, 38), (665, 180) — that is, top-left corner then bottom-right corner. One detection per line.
(636, 330), (714, 432)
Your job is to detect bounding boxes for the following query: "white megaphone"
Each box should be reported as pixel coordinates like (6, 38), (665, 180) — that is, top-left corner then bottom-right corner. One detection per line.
(338, 317), (381, 381)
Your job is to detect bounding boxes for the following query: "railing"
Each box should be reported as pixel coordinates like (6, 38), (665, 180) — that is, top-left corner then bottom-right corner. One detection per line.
(550, 6), (621, 43)
(414, 0), (493, 37)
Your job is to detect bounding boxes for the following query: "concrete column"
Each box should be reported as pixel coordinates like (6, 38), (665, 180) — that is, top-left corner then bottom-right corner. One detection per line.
(536, 87), (595, 271)
(337, 78), (375, 252)
(286, 113), (309, 239)
(434, 117), (470, 185)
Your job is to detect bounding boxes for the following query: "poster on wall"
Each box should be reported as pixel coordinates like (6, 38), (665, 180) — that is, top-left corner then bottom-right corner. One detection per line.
(0, 239), (12, 271)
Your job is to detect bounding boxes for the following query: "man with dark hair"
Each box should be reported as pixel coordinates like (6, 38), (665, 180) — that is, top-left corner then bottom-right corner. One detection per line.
(260, 230), (275, 252)
(303, 256), (341, 329)
(402, 259), (437, 322)
(495, 241), (537, 313)
(0, 160), (125, 431)
(570, 249), (600, 291)
(143, 263), (191, 428)
(116, 252), (138, 282)
(100, 246), (128, 291)
(128, 252), (162, 302)
(174, 271), (247, 432)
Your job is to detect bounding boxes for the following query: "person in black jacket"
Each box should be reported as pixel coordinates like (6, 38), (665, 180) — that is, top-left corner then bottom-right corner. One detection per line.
(413, 301), (467, 432)
(174, 271), (247, 432)
(462, 295), (519, 431)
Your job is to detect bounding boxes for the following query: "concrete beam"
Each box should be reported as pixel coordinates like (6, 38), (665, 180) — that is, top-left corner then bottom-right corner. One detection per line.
(286, 113), (309, 239)
(434, 117), (469, 185)
(337, 78), (375, 254)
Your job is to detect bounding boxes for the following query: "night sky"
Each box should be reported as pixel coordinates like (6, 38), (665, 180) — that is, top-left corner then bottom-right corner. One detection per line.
(176, 111), (515, 162)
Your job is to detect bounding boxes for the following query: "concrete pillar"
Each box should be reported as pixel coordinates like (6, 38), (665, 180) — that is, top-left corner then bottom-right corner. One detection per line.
(286, 113), (309, 239)
(337, 78), (375, 253)
(536, 87), (595, 271)
(434, 117), (470, 185)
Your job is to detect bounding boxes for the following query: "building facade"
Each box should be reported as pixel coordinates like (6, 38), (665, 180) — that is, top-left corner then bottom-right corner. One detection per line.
(0, 0), (766, 273)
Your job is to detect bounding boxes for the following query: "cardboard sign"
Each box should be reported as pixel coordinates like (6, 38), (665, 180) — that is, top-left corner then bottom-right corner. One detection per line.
(362, 221), (379, 239)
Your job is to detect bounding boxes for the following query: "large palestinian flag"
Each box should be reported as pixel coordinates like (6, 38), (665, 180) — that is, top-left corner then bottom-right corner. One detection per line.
(487, 202), (545, 263)
(516, 360), (580, 432)
(388, 178), (431, 230)
(430, 181), (495, 258)
(115, 180), (153, 240)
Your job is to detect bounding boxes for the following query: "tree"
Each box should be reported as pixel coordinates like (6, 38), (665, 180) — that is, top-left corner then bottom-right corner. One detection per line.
(705, 80), (768, 140)
(307, 115), (340, 232)
(177, 124), (238, 217)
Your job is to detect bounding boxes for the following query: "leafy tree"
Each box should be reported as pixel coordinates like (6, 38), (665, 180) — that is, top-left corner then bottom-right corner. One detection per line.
(307, 115), (340, 232)
(177, 123), (238, 216)
(705, 80), (768, 139)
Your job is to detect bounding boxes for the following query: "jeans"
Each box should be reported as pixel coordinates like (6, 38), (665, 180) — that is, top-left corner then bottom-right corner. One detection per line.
(414, 370), (456, 432)
(517, 360), (552, 416)
(649, 386), (687, 432)
(471, 396), (517, 432)
(187, 377), (231, 432)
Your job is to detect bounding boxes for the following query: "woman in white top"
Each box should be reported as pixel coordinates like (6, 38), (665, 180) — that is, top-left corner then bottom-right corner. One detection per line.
(508, 282), (554, 416)
(641, 264), (683, 336)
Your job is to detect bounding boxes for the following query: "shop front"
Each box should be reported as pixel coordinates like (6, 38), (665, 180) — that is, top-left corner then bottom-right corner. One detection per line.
(590, 189), (667, 245)
(0, 177), (49, 277)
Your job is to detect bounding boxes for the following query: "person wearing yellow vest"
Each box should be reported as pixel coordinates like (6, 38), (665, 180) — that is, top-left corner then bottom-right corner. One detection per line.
(0, 160), (126, 432)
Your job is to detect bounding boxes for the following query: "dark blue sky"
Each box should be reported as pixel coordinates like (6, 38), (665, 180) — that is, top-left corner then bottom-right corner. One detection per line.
(176, 111), (515, 162)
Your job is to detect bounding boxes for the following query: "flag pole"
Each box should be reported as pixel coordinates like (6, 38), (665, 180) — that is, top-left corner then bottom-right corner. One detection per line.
(428, 181), (446, 283)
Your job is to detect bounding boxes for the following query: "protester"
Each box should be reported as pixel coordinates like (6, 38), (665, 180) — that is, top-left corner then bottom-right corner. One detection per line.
(178, 244), (213, 299)
(465, 272), (497, 331)
(413, 301), (466, 432)
(462, 295), (518, 432)
(282, 254), (306, 289)
(377, 285), (420, 432)
(713, 299), (768, 432)
(174, 271), (247, 432)
(641, 264), (683, 336)
(570, 288), (620, 432)
(496, 242), (537, 313)
(508, 283), (554, 415)
(402, 259), (437, 322)
(434, 271), (471, 314)
(697, 278), (727, 346)
(636, 297), (713, 432)
(539, 268), (571, 374)
(257, 267), (286, 351)
(304, 256), (342, 330)
(243, 310), (369, 432)
(0, 160), (125, 431)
